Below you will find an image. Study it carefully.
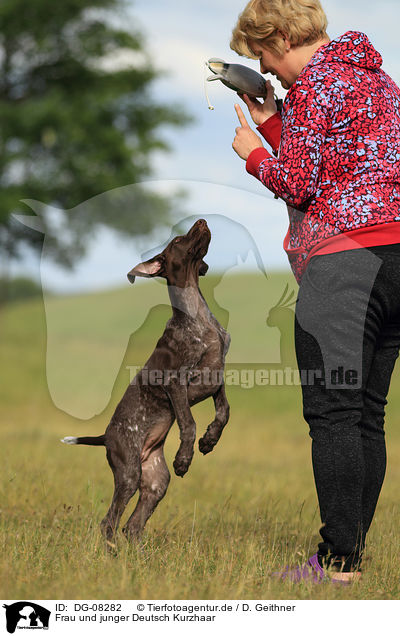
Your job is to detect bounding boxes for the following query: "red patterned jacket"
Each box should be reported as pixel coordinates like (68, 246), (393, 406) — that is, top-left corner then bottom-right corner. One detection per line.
(246, 31), (400, 282)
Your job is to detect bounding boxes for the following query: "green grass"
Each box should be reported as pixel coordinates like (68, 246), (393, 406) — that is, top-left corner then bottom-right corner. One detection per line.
(1, 271), (400, 600)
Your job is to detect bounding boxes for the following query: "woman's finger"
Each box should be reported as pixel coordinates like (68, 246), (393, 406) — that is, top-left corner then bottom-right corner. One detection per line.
(234, 103), (249, 128)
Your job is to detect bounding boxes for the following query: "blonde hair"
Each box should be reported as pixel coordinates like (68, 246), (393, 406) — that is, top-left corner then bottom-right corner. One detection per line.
(230, 0), (328, 59)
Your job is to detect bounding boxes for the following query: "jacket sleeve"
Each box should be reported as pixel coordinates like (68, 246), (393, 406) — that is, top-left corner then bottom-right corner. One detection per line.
(245, 87), (330, 208)
(256, 112), (282, 155)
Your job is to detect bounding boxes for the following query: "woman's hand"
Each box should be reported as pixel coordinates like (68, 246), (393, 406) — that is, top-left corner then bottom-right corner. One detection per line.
(232, 103), (264, 161)
(238, 79), (277, 126)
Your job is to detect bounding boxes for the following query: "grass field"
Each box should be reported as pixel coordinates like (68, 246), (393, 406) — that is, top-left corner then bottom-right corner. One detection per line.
(1, 271), (400, 600)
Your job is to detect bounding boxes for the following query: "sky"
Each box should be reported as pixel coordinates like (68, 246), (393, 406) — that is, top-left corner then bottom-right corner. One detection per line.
(12, 0), (400, 292)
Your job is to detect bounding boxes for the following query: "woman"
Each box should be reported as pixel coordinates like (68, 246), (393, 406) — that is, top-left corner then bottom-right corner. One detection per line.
(230, 0), (400, 584)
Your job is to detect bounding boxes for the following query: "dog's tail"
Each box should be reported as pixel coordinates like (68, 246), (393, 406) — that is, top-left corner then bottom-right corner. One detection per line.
(60, 435), (105, 446)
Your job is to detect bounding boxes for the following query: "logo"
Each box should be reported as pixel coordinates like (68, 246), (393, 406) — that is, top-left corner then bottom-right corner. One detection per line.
(2, 603), (50, 634)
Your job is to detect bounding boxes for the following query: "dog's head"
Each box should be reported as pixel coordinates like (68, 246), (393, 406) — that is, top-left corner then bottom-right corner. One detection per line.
(127, 219), (210, 286)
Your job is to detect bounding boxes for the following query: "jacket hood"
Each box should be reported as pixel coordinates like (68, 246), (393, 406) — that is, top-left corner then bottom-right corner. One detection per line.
(309, 31), (382, 71)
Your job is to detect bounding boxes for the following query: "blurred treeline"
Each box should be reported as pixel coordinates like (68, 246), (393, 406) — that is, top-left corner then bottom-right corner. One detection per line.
(0, 0), (191, 295)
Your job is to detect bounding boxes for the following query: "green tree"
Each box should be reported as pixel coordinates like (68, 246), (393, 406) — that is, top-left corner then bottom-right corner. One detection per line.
(0, 0), (191, 266)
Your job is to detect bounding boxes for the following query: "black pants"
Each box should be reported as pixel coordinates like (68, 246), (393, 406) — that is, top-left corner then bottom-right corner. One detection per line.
(295, 244), (400, 571)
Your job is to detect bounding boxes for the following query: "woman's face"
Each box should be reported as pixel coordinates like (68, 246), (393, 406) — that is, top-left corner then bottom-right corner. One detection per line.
(250, 41), (299, 90)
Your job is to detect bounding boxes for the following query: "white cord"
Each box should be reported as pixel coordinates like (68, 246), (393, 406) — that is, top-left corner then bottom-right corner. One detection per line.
(204, 62), (215, 110)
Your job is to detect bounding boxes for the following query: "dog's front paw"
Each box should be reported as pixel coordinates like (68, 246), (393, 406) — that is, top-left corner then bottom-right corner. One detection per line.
(173, 451), (192, 477)
(173, 458), (189, 477)
(198, 435), (215, 455)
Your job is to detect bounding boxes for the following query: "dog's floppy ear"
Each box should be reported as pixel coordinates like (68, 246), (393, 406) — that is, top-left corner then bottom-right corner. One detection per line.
(127, 255), (165, 283)
(199, 260), (209, 276)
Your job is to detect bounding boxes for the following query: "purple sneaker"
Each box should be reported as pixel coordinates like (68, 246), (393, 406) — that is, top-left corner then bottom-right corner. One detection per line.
(273, 553), (355, 585)
(273, 553), (326, 584)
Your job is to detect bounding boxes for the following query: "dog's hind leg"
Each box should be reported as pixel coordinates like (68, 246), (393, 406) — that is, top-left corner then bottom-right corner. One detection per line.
(122, 443), (170, 542)
(100, 445), (141, 543)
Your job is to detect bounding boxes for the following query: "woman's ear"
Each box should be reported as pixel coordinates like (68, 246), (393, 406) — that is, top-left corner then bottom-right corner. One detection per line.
(277, 30), (290, 50)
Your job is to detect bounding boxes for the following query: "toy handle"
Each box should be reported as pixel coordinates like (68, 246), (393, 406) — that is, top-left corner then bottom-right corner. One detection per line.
(272, 97), (283, 199)
(274, 97), (283, 114)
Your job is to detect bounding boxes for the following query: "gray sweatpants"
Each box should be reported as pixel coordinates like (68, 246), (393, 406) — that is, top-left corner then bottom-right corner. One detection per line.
(295, 244), (400, 571)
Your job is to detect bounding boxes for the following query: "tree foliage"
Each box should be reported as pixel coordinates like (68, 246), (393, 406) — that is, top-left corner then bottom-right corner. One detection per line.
(0, 0), (191, 266)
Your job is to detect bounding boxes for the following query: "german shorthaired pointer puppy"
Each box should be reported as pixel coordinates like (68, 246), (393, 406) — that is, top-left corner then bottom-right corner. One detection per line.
(62, 219), (230, 544)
